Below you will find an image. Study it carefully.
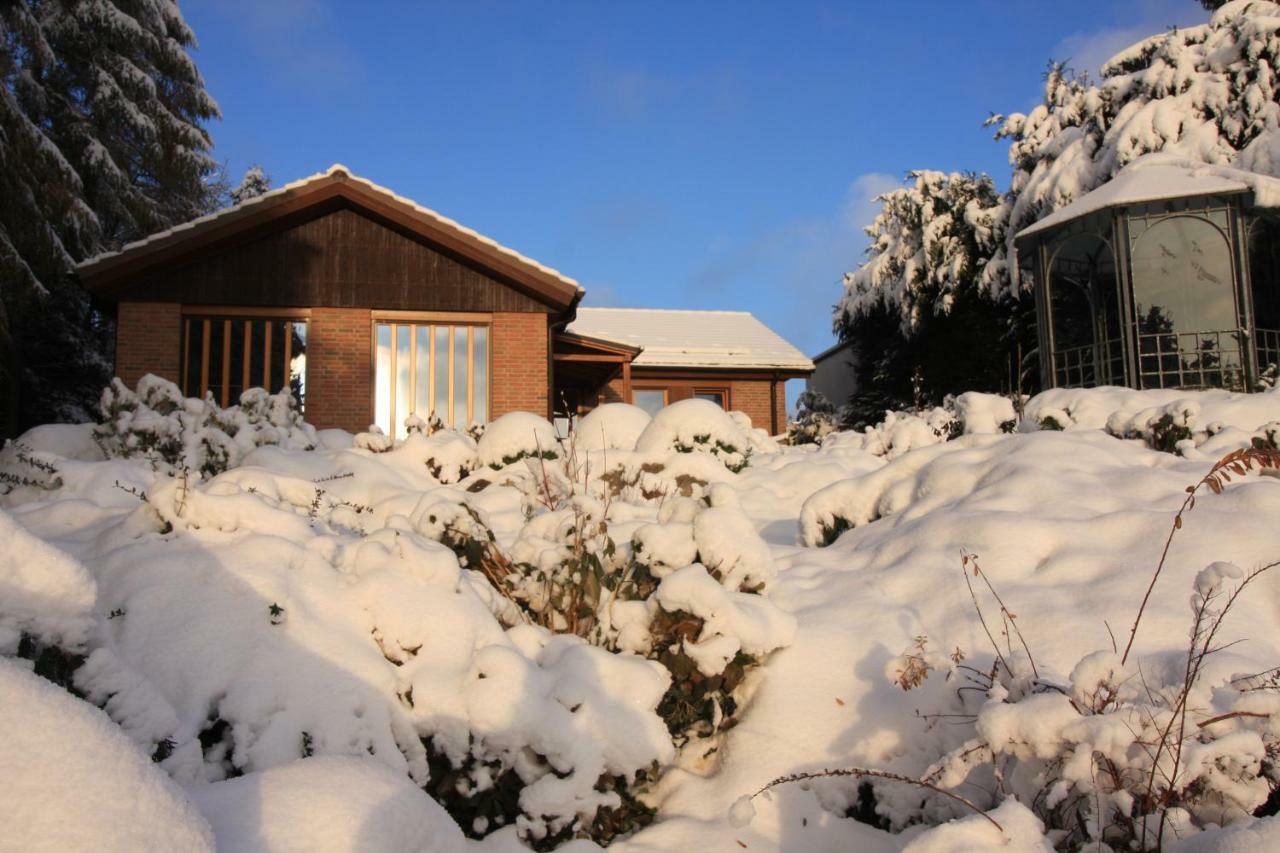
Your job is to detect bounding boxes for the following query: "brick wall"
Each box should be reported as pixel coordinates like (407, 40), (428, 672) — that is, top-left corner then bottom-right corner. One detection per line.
(115, 301), (181, 386)
(586, 374), (788, 435)
(491, 312), (549, 418)
(307, 308), (372, 432)
(730, 378), (785, 435)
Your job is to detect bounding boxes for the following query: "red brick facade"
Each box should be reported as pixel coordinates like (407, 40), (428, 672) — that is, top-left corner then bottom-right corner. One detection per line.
(590, 373), (787, 434)
(115, 302), (181, 386)
(307, 308), (372, 432)
(491, 312), (549, 418)
(729, 378), (787, 434)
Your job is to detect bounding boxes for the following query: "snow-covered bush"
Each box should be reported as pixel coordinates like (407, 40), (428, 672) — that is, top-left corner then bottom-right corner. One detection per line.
(94, 375), (316, 477)
(635, 399), (755, 472)
(573, 403), (652, 452)
(1, 658), (217, 851)
(785, 389), (839, 445)
(477, 412), (560, 468)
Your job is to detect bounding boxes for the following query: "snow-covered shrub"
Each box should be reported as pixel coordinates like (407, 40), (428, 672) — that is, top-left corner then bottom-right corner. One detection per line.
(1, 658), (217, 851)
(1020, 386), (1280, 457)
(421, 433), (479, 484)
(94, 375), (316, 477)
(477, 412), (560, 468)
(923, 560), (1280, 851)
(793, 447), (1280, 849)
(0, 440), (64, 494)
(635, 399), (754, 472)
(574, 403), (652, 452)
(785, 389), (838, 445)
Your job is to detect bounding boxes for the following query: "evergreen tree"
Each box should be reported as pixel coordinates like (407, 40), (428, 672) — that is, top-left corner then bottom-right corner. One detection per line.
(0, 0), (220, 433)
(230, 164), (271, 205)
(834, 170), (1029, 423)
(835, 0), (1280, 416)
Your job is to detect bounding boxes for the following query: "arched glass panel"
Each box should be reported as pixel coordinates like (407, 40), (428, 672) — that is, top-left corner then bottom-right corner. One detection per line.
(1047, 231), (1122, 387)
(1130, 216), (1241, 388)
(1250, 216), (1280, 379)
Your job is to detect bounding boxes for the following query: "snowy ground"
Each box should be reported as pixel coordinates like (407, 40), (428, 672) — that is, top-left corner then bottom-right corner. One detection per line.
(3, 382), (1280, 851)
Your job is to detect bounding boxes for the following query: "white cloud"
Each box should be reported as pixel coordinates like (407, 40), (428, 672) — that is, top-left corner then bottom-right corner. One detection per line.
(200, 0), (366, 97)
(686, 170), (904, 364)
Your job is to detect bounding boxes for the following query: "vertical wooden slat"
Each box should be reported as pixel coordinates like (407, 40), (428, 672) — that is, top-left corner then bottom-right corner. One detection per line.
(388, 324), (397, 434)
(263, 322), (273, 392)
(242, 321), (251, 391)
(220, 320), (231, 407)
(447, 326), (455, 426)
(200, 319), (210, 398)
(427, 325), (435, 416)
(467, 326), (474, 423)
(408, 323), (417, 419)
(282, 321), (292, 390)
(182, 319), (190, 396)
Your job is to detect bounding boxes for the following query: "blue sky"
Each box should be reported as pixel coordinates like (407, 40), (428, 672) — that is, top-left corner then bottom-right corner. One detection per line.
(184, 0), (1206, 407)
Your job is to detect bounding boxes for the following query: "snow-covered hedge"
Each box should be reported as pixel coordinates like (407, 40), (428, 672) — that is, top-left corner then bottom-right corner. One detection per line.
(94, 375), (316, 476)
(635, 399), (757, 472)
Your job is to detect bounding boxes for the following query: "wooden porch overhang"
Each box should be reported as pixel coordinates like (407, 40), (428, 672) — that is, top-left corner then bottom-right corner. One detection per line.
(551, 332), (641, 405)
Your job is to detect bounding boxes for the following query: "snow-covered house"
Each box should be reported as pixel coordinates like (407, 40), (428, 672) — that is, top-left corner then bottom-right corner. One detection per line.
(1015, 157), (1280, 392)
(76, 165), (812, 436)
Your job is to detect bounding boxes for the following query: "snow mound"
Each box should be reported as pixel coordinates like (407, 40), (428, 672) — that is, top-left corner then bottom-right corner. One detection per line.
(477, 412), (560, 468)
(0, 509), (96, 653)
(0, 657), (215, 852)
(574, 403), (651, 452)
(901, 799), (1052, 852)
(191, 755), (466, 853)
(635, 399), (755, 471)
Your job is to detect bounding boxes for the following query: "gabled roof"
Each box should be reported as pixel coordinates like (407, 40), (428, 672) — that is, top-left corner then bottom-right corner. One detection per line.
(567, 307), (814, 372)
(1016, 155), (1280, 240)
(76, 164), (583, 310)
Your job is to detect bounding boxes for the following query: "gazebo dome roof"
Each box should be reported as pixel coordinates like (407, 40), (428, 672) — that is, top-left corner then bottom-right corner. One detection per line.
(1016, 155), (1280, 240)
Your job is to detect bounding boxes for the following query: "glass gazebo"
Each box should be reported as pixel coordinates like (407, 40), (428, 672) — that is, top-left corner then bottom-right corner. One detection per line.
(1016, 162), (1280, 391)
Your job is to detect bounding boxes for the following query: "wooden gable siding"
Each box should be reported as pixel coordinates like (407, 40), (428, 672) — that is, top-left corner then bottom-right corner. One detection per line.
(120, 206), (552, 313)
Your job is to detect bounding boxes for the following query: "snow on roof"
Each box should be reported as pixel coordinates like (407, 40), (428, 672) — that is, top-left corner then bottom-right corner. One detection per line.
(1017, 155), (1280, 240)
(568, 307), (814, 371)
(77, 164), (583, 295)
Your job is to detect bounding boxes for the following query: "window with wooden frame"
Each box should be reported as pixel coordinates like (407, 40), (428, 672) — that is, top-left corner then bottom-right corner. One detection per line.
(693, 388), (729, 408)
(182, 312), (309, 409)
(631, 388), (668, 417)
(373, 318), (489, 438)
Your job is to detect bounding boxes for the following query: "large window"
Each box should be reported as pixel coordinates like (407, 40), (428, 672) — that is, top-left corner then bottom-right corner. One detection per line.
(374, 321), (488, 438)
(183, 314), (307, 409)
(632, 389), (667, 417)
(1129, 214), (1241, 388)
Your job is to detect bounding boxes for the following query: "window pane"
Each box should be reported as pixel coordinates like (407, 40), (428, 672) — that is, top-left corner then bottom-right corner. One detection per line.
(694, 390), (725, 407)
(634, 390), (665, 417)
(375, 324), (392, 434)
(248, 321), (264, 390)
(206, 319), (225, 403)
(269, 320), (289, 393)
(227, 320), (247, 406)
(1131, 216), (1239, 388)
(289, 322), (307, 410)
(415, 326), (431, 416)
(435, 326), (449, 420)
(473, 326), (488, 423)
(396, 325), (412, 439)
(184, 319), (203, 397)
(454, 326), (468, 427)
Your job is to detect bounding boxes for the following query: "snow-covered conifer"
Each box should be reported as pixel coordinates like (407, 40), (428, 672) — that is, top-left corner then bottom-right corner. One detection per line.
(229, 164), (271, 205)
(0, 0), (220, 430)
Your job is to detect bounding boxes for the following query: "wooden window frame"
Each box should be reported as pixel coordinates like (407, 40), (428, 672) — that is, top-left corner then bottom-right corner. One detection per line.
(370, 315), (492, 434)
(692, 387), (730, 408)
(181, 310), (309, 407)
